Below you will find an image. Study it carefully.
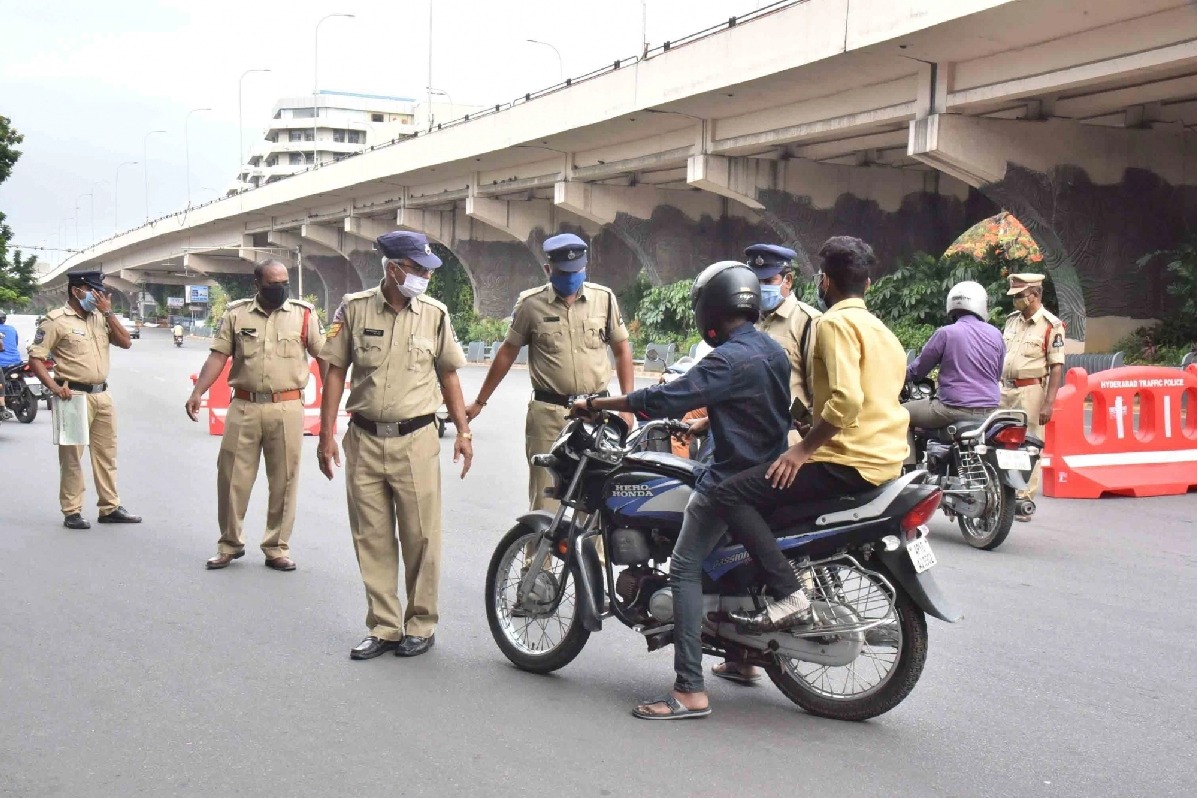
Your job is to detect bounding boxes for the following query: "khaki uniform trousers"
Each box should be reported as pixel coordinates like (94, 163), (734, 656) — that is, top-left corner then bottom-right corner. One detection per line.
(344, 422), (442, 641)
(526, 399), (571, 512)
(1001, 382), (1046, 500)
(215, 398), (304, 559)
(59, 391), (120, 516)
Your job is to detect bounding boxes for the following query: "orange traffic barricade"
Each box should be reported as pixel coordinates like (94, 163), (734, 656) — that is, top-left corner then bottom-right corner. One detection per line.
(190, 360), (346, 437)
(1042, 364), (1197, 498)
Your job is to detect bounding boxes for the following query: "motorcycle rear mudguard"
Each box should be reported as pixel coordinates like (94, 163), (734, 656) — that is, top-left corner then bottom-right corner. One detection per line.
(516, 511), (605, 632)
(877, 549), (962, 623)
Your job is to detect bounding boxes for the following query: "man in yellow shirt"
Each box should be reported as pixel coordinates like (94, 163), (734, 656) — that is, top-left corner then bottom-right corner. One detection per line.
(710, 236), (909, 632)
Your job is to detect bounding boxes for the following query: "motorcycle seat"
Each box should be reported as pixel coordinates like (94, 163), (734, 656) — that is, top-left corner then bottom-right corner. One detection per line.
(622, 450), (699, 480)
(767, 481), (894, 528)
(917, 420), (985, 442)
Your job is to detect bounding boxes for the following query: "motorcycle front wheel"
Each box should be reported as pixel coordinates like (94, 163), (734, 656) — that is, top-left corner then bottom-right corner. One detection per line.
(767, 573), (928, 721)
(958, 458), (1016, 550)
(485, 524), (590, 674)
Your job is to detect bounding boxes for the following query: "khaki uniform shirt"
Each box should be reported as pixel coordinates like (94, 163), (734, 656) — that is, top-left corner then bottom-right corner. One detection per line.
(320, 287), (466, 422)
(808, 298), (909, 485)
(29, 306), (111, 384)
(1001, 307), (1065, 382)
(211, 298), (322, 392)
(758, 294), (822, 416)
(504, 283), (629, 396)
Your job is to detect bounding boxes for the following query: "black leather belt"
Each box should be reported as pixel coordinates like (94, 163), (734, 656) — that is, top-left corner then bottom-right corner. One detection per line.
(533, 389), (608, 407)
(64, 381), (107, 394)
(350, 413), (435, 438)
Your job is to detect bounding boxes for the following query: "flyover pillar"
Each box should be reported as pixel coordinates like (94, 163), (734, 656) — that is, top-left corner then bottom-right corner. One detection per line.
(910, 114), (1196, 346)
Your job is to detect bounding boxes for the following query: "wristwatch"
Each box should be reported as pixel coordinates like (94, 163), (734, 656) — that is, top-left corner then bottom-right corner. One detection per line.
(457, 431), (473, 440)
(586, 396), (596, 412)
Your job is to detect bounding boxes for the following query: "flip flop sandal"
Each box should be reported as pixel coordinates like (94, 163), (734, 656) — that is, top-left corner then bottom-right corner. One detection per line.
(712, 663), (761, 686)
(632, 695), (712, 721)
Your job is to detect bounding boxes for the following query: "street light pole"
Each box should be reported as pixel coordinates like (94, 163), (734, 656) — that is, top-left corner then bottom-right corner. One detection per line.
(185, 107), (212, 208)
(526, 39), (564, 83)
(239, 69), (271, 183)
(314, 14), (354, 169)
(427, 0), (434, 131)
(78, 191), (94, 245)
(143, 129), (166, 222)
(426, 87), (454, 127)
(114, 161), (138, 234)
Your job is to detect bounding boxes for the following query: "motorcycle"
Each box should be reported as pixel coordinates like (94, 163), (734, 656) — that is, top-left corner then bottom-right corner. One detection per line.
(174, 334), (184, 348)
(484, 410), (960, 721)
(902, 380), (1042, 550)
(3, 362), (42, 423)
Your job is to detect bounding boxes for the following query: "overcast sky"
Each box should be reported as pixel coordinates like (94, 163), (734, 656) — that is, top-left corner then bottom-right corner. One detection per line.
(0, 0), (762, 264)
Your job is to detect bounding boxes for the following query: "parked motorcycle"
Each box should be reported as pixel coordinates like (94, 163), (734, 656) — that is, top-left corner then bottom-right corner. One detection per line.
(903, 380), (1042, 550)
(2, 362), (42, 423)
(485, 410), (960, 721)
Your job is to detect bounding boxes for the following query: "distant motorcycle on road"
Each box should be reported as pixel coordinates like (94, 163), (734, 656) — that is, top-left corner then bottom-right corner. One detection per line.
(903, 379), (1042, 550)
(2, 361), (43, 423)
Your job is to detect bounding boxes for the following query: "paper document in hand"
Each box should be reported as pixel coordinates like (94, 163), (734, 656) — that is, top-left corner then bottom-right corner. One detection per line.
(52, 395), (90, 446)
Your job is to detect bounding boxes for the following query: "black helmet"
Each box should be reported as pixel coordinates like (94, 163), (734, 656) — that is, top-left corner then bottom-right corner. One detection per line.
(691, 261), (761, 346)
(0, 311), (6, 324)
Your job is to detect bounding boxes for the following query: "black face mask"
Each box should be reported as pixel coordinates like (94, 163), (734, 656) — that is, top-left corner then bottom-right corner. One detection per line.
(259, 282), (289, 309)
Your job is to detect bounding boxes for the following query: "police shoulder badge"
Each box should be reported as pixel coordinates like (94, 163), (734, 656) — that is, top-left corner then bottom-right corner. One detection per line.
(33, 327), (46, 345)
(1052, 333), (1064, 348)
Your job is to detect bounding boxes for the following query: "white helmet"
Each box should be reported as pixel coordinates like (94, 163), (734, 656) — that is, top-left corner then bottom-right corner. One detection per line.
(946, 281), (988, 320)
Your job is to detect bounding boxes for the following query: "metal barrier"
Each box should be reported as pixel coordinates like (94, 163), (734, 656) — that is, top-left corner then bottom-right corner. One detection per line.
(1064, 352), (1125, 374)
(1181, 351), (1196, 368)
(466, 341), (486, 362)
(486, 340), (503, 360)
(906, 349), (917, 365)
(515, 345), (529, 365)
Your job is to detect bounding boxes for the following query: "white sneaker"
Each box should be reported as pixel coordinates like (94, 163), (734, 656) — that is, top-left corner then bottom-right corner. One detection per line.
(729, 591), (814, 633)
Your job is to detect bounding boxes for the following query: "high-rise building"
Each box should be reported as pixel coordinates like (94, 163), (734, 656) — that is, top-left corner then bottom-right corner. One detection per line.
(234, 90), (469, 191)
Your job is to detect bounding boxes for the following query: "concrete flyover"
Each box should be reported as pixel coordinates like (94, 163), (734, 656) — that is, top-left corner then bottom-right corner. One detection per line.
(44, 0), (1195, 348)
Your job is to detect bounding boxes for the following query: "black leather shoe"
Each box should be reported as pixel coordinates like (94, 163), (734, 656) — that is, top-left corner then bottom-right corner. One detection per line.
(350, 636), (400, 660)
(63, 513), (91, 530)
(97, 506), (142, 524)
(394, 634), (435, 657)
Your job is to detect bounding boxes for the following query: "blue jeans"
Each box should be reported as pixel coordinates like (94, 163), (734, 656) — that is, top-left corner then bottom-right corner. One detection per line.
(670, 491), (728, 694)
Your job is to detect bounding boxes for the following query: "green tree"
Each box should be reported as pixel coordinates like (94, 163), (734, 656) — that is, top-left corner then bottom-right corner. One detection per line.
(0, 115), (32, 307)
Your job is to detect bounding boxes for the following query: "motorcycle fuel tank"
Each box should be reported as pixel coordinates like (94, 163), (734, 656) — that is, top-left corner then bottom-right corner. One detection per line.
(604, 472), (691, 529)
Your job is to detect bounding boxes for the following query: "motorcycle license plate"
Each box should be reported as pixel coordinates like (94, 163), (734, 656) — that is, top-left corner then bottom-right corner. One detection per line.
(907, 537), (937, 573)
(995, 449), (1032, 471)
(24, 378), (43, 395)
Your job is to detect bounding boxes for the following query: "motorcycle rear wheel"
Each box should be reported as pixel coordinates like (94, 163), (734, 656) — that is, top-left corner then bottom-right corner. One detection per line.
(958, 458), (1015, 550)
(766, 582), (928, 721)
(485, 524), (590, 674)
(15, 387), (37, 423)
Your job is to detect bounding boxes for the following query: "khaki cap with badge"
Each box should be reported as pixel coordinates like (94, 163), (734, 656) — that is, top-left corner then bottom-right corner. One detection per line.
(1006, 273), (1045, 295)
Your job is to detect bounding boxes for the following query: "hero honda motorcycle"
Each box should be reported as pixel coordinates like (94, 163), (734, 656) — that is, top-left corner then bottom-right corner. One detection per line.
(484, 411), (961, 721)
(903, 379), (1042, 550)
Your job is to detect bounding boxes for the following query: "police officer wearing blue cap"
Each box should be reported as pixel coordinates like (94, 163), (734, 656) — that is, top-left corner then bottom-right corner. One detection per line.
(466, 233), (634, 511)
(746, 244), (822, 432)
(318, 230), (472, 659)
(28, 269), (140, 529)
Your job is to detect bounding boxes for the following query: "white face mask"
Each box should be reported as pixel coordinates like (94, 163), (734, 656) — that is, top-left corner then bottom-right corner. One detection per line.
(398, 273), (429, 299)
(385, 260), (430, 299)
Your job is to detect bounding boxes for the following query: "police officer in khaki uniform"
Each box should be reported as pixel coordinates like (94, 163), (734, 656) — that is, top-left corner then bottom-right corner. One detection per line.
(186, 259), (324, 571)
(318, 231), (472, 660)
(465, 233), (635, 511)
(1000, 273), (1065, 521)
(746, 244), (822, 439)
(27, 270), (141, 529)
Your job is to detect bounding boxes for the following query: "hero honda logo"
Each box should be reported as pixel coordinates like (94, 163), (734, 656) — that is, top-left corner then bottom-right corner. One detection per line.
(611, 484), (654, 498)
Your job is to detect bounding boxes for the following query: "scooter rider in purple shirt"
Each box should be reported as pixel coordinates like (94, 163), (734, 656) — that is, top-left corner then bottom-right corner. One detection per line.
(903, 281), (1005, 455)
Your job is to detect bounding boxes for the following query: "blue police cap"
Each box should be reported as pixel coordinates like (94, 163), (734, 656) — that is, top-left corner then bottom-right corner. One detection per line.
(377, 230), (442, 270)
(67, 270), (106, 291)
(744, 243), (797, 279)
(543, 233), (588, 273)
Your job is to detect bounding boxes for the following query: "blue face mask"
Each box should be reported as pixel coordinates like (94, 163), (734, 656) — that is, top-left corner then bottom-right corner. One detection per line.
(78, 289), (98, 313)
(550, 270), (586, 297)
(760, 284), (784, 312)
